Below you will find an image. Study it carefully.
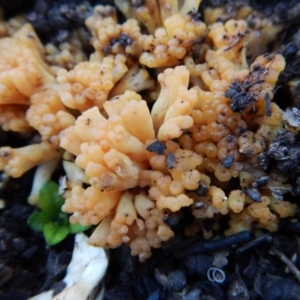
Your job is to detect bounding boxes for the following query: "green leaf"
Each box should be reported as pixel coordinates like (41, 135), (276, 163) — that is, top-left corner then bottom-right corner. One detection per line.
(43, 223), (69, 246)
(69, 223), (91, 234)
(27, 212), (51, 232)
(39, 181), (65, 216)
(57, 213), (69, 226)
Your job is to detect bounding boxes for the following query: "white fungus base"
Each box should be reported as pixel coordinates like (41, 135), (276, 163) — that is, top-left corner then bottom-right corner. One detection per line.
(29, 233), (108, 300)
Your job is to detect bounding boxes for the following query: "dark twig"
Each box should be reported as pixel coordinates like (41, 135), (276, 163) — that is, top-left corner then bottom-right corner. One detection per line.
(237, 234), (273, 254)
(272, 248), (300, 283)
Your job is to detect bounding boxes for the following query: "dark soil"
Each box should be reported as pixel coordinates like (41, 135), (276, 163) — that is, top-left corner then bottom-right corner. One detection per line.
(103, 225), (300, 300)
(0, 154), (74, 300)
(1, 0), (300, 300)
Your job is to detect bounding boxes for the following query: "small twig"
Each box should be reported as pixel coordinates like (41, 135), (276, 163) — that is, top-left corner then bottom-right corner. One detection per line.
(241, 79), (264, 90)
(272, 248), (300, 283)
(224, 33), (246, 51)
(266, 185), (295, 196)
(265, 92), (271, 117)
(263, 61), (273, 75)
(237, 234), (272, 254)
(273, 85), (282, 94)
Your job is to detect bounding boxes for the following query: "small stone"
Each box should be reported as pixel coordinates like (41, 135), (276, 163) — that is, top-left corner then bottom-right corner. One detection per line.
(222, 156), (234, 169)
(186, 254), (213, 277)
(0, 264), (13, 287)
(167, 153), (176, 169)
(146, 140), (167, 155)
(167, 270), (186, 292)
(227, 277), (250, 300)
